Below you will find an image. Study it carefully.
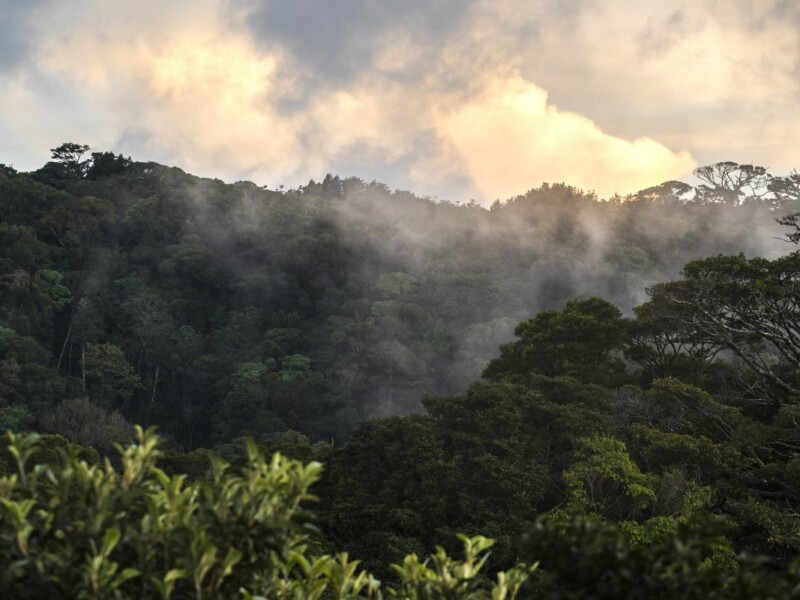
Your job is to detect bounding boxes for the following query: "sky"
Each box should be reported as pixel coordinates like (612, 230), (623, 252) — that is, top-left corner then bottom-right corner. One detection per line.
(0, 0), (798, 202)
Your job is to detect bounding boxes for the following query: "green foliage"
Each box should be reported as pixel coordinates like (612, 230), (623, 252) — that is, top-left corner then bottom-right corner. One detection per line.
(0, 326), (50, 364)
(4, 431), (800, 598)
(41, 398), (134, 452)
(1, 148), (794, 451)
(375, 272), (419, 301)
(390, 535), (534, 600)
(83, 342), (141, 407)
(519, 515), (794, 599)
(5, 148), (800, 591)
(326, 376), (615, 575)
(0, 429), (535, 599)
(124, 196), (170, 241)
(0, 224), (50, 275)
(261, 328), (305, 359)
(87, 151), (132, 180)
(0, 269), (72, 338)
(38, 195), (113, 248)
(561, 436), (659, 521)
(160, 232), (220, 287)
(156, 447), (214, 481)
(632, 424), (746, 485)
(484, 297), (629, 386)
(0, 404), (35, 433)
(0, 431), (98, 474)
(645, 251), (800, 398)
(0, 428), (321, 598)
(49, 142), (91, 179)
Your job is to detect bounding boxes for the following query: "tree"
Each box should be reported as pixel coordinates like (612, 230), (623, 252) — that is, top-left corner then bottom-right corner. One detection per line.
(629, 180), (693, 204)
(0, 404), (35, 432)
(123, 196), (170, 243)
(646, 253), (800, 398)
(49, 142), (91, 179)
(86, 151), (131, 179)
(0, 225), (49, 278)
(626, 298), (723, 381)
(560, 435), (660, 522)
(211, 361), (285, 442)
(519, 515), (776, 599)
(326, 375), (614, 576)
(40, 397), (133, 452)
(119, 289), (176, 423)
(1, 268), (72, 338)
(776, 208), (800, 244)
(61, 297), (104, 386)
(0, 173), (68, 226)
(694, 162), (769, 205)
(768, 171), (800, 204)
(483, 297), (629, 386)
(82, 342), (140, 409)
(38, 195), (113, 248)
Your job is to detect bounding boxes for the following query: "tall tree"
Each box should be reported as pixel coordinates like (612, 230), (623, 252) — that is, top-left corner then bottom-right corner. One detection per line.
(483, 297), (629, 386)
(645, 253), (800, 398)
(693, 162), (769, 205)
(49, 143), (91, 179)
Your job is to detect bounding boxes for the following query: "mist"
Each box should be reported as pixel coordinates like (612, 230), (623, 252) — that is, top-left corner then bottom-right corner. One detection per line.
(2, 145), (799, 449)
(75, 161), (794, 422)
(319, 175), (792, 413)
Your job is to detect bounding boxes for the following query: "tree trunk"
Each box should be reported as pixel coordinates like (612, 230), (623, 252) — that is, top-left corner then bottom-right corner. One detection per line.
(146, 364), (160, 426)
(57, 324), (72, 372)
(81, 342), (86, 391)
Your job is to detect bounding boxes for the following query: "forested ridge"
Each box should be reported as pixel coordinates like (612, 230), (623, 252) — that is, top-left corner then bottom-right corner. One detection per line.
(3, 146), (800, 596)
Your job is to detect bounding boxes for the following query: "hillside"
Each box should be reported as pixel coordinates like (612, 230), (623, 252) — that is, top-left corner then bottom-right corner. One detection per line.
(4, 150), (800, 595)
(1, 151), (798, 449)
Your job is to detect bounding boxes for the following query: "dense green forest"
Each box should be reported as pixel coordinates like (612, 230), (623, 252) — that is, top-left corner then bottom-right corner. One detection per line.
(3, 146), (800, 596)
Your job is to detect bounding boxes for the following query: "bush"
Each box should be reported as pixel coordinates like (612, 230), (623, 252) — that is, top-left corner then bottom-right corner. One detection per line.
(0, 429), (534, 599)
(40, 397), (133, 451)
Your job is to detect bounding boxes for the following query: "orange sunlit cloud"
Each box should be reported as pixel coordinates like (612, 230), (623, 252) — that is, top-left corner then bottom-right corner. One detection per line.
(439, 76), (696, 199)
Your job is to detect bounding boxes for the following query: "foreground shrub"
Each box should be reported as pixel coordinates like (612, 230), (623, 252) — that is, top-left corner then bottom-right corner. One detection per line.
(0, 428), (533, 599)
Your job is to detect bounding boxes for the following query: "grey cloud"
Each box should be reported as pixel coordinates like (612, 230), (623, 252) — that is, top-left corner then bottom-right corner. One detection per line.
(772, 0), (800, 22)
(116, 127), (155, 158)
(729, 0), (800, 30)
(766, 1), (800, 86)
(0, 0), (49, 72)
(637, 10), (689, 57)
(242, 0), (475, 81)
(323, 129), (475, 201)
(550, 0), (595, 22)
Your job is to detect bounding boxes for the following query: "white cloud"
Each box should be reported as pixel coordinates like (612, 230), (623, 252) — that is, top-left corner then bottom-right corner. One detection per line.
(501, 0), (800, 170)
(0, 0), (796, 199)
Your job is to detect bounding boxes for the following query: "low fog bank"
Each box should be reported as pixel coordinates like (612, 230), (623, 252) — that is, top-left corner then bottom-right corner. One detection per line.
(323, 173), (793, 411)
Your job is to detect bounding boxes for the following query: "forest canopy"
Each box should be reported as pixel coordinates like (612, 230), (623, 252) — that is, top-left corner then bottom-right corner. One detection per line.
(3, 147), (800, 596)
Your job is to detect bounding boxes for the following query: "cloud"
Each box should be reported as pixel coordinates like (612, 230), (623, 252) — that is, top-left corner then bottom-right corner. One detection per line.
(0, 0), (51, 73)
(506, 0), (800, 170)
(242, 0), (475, 83)
(438, 76), (696, 199)
(0, 0), (797, 200)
